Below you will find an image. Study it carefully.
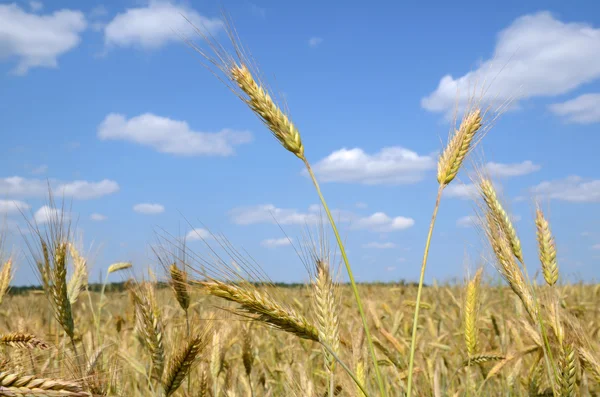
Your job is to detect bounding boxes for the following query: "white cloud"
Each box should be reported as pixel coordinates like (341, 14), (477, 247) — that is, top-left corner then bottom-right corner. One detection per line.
(133, 203), (164, 214)
(363, 242), (396, 249)
(29, 1), (43, 12)
(0, 199), (29, 214)
(0, 3), (87, 75)
(261, 237), (292, 248)
(457, 215), (477, 228)
(531, 176), (600, 203)
(0, 176), (119, 199)
(98, 113), (252, 156)
(486, 160), (541, 178)
(229, 204), (413, 232)
(31, 164), (48, 175)
(230, 204), (323, 226)
(444, 183), (478, 200)
(549, 93), (600, 124)
(385, 266), (397, 271)
(186, 228), (211, 241)
(58, 179), (119, 199)
(355, 202), (368, 209)
(592, 244), (600, 250)
(104, 1), (223, 49)
(421, 12), (600, 115)
(308, 37), (323, 47)
(352, 212), (414, 232)
(310, 147), (435, 185)
(90, 213), (106, 221)
(34, 205), (68, 224)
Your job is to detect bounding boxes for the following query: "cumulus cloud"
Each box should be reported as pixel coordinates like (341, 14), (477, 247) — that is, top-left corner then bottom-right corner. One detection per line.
(34, 205), (68, 224)
(531, 176), (600, 203)
(261, 237), (292, 248)
(229, 204), (323, 225)
(310, 147), (435, 185)
(90, 213), (107, 221)
(308, 37), (323, 47)
(133, 203), (164, 214)
(422, 12), (600, 115)
(104, 1), (222, 49)
(363, 242), (396, 249)
(486, 161), (541, 177)
(58, 180), (119, 199)
(351, 212), (414, 232)
(98, 113), (252, 156)
(229, 204), (414, 232)
(549, 93), (600, 124)
(0, 176), (119, 199)
(0, 199), (29, 214)
(444, 183), (479, 200)
(186, 228), (211, 241)
(0, 3), (87, 75)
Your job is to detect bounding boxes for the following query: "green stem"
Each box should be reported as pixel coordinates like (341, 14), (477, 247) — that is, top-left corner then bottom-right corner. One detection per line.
(320, 341), (369, 397)
(304, 160), (386, 397)
(406, 185), (444, 397)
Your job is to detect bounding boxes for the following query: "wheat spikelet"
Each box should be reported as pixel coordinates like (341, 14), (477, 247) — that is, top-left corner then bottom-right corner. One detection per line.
(0, 371), (89, 396)
(578, 347), (600, 383)
(230, 64), (304, 159)
(485, 212), (537, 320)
(51, 241), (75, 339)
(163, 331), (209, 396)
(241, 324), (253, 378)
(313, 259), (340, 372)
(0, 259), (13, 305)
(169, 263), (190, 311)
(479, 178), (523, 263)
(131, 282), (165, 381)
(462, 353), (505, 367)
(557, 342), (576, 397)
(0, 333), (50, 350)
(437, 108), (483, 186)
(535, 207), (558, 286)
(107, 262), (131, 274)
(67, 242), (88, 305)
(201, 280), (319, 342)
(464, 268), (483, 357)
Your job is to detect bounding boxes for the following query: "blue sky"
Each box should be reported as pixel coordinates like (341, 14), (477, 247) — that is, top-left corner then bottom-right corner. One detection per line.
(1, 0), (599, 286)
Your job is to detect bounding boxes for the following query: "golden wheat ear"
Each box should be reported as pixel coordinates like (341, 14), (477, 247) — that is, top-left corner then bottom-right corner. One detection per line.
(535, 205), (559, 287)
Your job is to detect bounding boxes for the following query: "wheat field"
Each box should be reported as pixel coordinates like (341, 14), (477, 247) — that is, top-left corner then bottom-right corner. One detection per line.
(0, 11), (598, 397)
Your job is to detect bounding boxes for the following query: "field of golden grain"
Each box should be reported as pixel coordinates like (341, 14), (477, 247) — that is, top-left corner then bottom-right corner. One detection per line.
(0, 277), (599, 396)
(0, 11), (598, 397)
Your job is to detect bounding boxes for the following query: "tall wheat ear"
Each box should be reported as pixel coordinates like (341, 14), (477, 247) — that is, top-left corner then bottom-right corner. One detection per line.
(181, 12), (386, 395)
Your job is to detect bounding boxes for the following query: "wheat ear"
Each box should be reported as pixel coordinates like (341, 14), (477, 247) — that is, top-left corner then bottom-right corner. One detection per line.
(0, 258), (13, 306)
(201, 279), (319, 341)
(169, 263), (190, 312)
(51, 241), (75, 340)
(557, 342), (576, 397)
(437, 108), (483, 186)
(535, 206), (558, 286)
(131, 282), (165, 381)
(163, 331), (209, 396)
(230, 64), (304, 159)
(464, 268), (483, 357)
(67, 242), (88, 305)
(0, 371), (89, 396)
(479, 178), (523, 263)
(0, 333), (50, 350)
